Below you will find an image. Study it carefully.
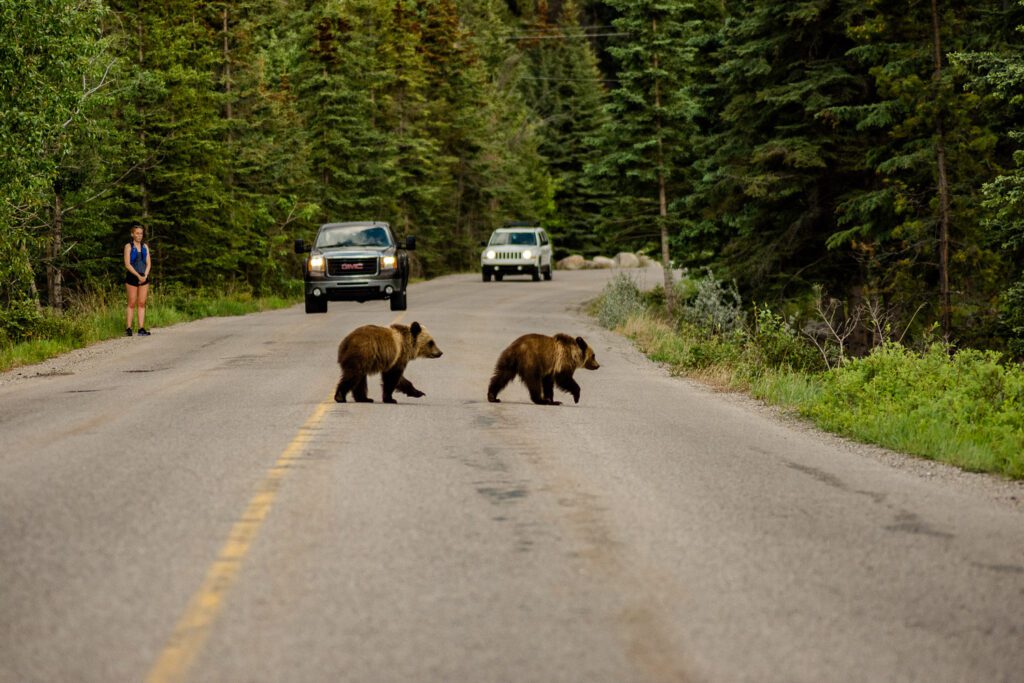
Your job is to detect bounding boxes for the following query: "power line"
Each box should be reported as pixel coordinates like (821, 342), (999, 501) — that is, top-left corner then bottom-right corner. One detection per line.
(506, 32), (628, 40)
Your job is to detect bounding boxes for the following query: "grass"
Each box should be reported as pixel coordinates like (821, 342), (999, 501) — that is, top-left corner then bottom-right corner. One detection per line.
(598, 277), (1024, 480)
(0, 285), (299, 373)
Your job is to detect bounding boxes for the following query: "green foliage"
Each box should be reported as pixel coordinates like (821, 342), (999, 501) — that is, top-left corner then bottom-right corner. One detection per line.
(596, 273), (645, 329)
(680, 269), (744, 334)
(806, 343), (1024, 477)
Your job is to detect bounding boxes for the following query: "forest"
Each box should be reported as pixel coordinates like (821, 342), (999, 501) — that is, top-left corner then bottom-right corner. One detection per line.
(2, 0), (1023, 356)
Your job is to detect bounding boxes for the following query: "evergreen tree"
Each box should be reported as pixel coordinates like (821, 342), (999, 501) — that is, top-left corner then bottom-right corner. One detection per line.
(688, 0), (862, 300)
(835, 0), (1022, 343)
(588, 0), (708, 310)
(517, 0), (609, 257)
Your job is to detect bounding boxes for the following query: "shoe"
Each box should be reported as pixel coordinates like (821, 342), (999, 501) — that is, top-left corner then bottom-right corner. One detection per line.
(137, 328), (151, 336)
(125, 328), (133, 337)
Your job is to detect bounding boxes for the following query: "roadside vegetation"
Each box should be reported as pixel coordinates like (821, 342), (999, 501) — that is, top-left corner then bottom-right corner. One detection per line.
(596, 274), (1024, 480)
(0, 286), (299, 373)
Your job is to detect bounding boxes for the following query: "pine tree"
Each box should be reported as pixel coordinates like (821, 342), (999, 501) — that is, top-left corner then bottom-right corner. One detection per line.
(588, 0), (709, 310)
(517, 0), (609, 257)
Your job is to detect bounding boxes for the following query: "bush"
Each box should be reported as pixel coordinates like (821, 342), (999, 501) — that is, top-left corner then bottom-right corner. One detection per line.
(680, 270), (745, 334)
(805, 343), (1024, 477)
(597, 273), (645, 329)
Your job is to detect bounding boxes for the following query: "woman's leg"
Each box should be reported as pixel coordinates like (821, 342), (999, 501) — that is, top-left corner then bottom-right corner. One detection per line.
(126, 284), (138, 328)
(137, 284), (149, 329)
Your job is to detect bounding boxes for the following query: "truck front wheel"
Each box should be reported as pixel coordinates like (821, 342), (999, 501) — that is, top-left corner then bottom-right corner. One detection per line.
(390, 290), (408, 311)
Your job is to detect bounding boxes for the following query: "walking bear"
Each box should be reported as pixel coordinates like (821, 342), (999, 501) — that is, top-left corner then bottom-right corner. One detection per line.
(487, 333), (600, 405)
(335, 322), (443, 403)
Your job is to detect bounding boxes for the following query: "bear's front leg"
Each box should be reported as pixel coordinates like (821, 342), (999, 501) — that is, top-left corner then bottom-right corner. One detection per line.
(396, 376), (425, 398)
(556, 372), (581, 404)
(381, 366), (405, 403)
(542, 375), (561, 405)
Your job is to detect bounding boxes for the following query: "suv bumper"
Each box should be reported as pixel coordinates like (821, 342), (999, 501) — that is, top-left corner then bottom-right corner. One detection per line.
(305, 276), (403, 302)
(482, 263), (540, 277)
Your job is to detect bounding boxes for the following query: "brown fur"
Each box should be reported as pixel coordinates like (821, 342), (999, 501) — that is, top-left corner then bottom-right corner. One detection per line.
(334, 322), (442, 403)
(487, 333), (600, 405)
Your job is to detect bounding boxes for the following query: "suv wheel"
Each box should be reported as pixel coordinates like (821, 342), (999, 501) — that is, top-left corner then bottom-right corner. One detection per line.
(482, 271), (492, 282)
(390, 290), (408, 311)
(543, 265), (552, 281)
(532, 269), (541, 282)
(305, 293), (327, 314)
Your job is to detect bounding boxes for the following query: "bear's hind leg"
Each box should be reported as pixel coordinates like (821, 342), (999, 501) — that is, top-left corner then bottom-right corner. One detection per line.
(352, 374), (373, 403)
(487, 357), (517, 403)
(542, 374), (561, 405)
(335, 373), (354, 403)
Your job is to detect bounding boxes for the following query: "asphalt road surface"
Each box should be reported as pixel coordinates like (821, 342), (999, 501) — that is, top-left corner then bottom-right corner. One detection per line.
(1, 267), (1022, 683)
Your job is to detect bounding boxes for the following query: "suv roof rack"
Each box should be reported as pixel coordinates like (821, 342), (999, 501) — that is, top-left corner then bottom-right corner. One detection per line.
(502, 220), (539, 228)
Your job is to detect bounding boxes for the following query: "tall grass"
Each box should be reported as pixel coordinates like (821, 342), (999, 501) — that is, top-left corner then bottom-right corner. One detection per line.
(0, 284), (299, 372)
(596, 276), (1024, 479)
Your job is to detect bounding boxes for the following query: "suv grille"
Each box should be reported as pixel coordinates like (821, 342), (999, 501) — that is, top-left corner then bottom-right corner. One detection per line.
(494, 251), (527, 260)
(328, 257), (378, 276)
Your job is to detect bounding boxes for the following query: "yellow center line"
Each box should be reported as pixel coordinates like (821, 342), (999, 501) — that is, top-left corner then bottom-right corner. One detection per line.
(144, 399), (331, 683)
(146, 313), (404, 683)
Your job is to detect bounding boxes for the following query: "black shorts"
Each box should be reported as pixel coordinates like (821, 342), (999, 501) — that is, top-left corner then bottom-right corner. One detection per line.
(125, 273), (148, 287)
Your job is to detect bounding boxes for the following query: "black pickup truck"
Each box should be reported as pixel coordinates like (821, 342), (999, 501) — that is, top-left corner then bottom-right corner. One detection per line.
(295, 221), (415, 313)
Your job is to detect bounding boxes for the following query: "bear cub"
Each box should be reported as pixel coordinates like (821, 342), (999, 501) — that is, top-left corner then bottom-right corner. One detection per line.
(335, 321), (443, 404)
(487, 333), (600, 405)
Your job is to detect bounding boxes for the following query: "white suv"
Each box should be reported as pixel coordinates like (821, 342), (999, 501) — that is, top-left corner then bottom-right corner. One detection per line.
(481, 225), (553, 282)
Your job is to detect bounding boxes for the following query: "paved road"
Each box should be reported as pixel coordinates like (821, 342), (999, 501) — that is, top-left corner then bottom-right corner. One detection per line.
(1, 268), (1022, 683)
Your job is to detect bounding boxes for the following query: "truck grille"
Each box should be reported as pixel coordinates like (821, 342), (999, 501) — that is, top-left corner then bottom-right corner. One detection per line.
(328, 257), (378, 276)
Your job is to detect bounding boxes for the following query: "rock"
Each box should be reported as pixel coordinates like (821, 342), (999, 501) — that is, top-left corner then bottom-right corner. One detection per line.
(638, 254), (653, 267)
(614, 252), (641, 268)
(592, 256), (615, 269)
(557, 254), (586, 270)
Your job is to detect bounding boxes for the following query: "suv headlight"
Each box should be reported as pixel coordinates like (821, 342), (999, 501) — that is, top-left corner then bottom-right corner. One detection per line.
(485, 249), (496, 259)
(308, 254), (325, 274)
(380, 255), (397, 270)
(522, 249), (533, 259)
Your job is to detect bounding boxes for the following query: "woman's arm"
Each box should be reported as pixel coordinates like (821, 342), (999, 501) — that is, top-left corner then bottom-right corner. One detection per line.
(142, 244), (151, 280)
(123, 244), (139, 276)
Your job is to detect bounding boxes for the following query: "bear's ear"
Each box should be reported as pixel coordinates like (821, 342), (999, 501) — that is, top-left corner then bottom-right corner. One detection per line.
(411, 321), (422, 338)
(575, 336), (587, 351)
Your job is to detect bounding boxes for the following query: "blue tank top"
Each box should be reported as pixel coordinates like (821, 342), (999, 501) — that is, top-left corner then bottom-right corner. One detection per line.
(130, 244), (147, 273)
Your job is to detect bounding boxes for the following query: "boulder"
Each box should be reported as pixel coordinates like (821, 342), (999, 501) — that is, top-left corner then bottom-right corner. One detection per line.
(557, 254), (586, 270)
(591, 256), (615, 269)
(638, 254), (653, 267)
(614, 252), (641, 268)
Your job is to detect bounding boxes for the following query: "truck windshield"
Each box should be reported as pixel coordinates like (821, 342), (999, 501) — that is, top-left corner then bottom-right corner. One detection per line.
(317, 225), (392, 248)
(489, 232), (537, 246)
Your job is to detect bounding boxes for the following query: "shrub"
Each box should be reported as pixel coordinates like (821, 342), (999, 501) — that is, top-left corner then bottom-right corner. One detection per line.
(680, 270), (745, 334)
(597, 273), (645, 329)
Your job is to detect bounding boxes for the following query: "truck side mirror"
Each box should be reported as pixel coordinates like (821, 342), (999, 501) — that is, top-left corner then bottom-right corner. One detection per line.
(294, 239), (310, 254)
(405, 236), (416, 251)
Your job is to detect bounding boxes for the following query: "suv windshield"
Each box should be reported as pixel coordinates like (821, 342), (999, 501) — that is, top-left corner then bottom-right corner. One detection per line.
(317, 225), (392, 249)
(489, 231), (537, 246)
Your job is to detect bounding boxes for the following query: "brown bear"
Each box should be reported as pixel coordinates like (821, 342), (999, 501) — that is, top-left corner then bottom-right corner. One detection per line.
(334, 321), (443, 403)
(487, 333), (600, 405)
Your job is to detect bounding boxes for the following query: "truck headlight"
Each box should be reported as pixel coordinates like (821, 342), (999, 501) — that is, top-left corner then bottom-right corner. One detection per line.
(522, 250), (533, 259)
(308, 254), (325, 273)
(485, 250), (496, 259)
(381, 255), (397, 270)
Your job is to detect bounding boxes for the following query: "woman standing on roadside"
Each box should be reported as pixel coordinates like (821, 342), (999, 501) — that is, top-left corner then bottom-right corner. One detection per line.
(124, 225), (151, 337)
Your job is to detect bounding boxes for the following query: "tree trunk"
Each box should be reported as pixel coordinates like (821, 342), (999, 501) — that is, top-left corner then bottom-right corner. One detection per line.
(931, 0), (952, 337)
(48, 188), (65, 311)
(223, 7), (234, 187)
(653, 18), (675, 314)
